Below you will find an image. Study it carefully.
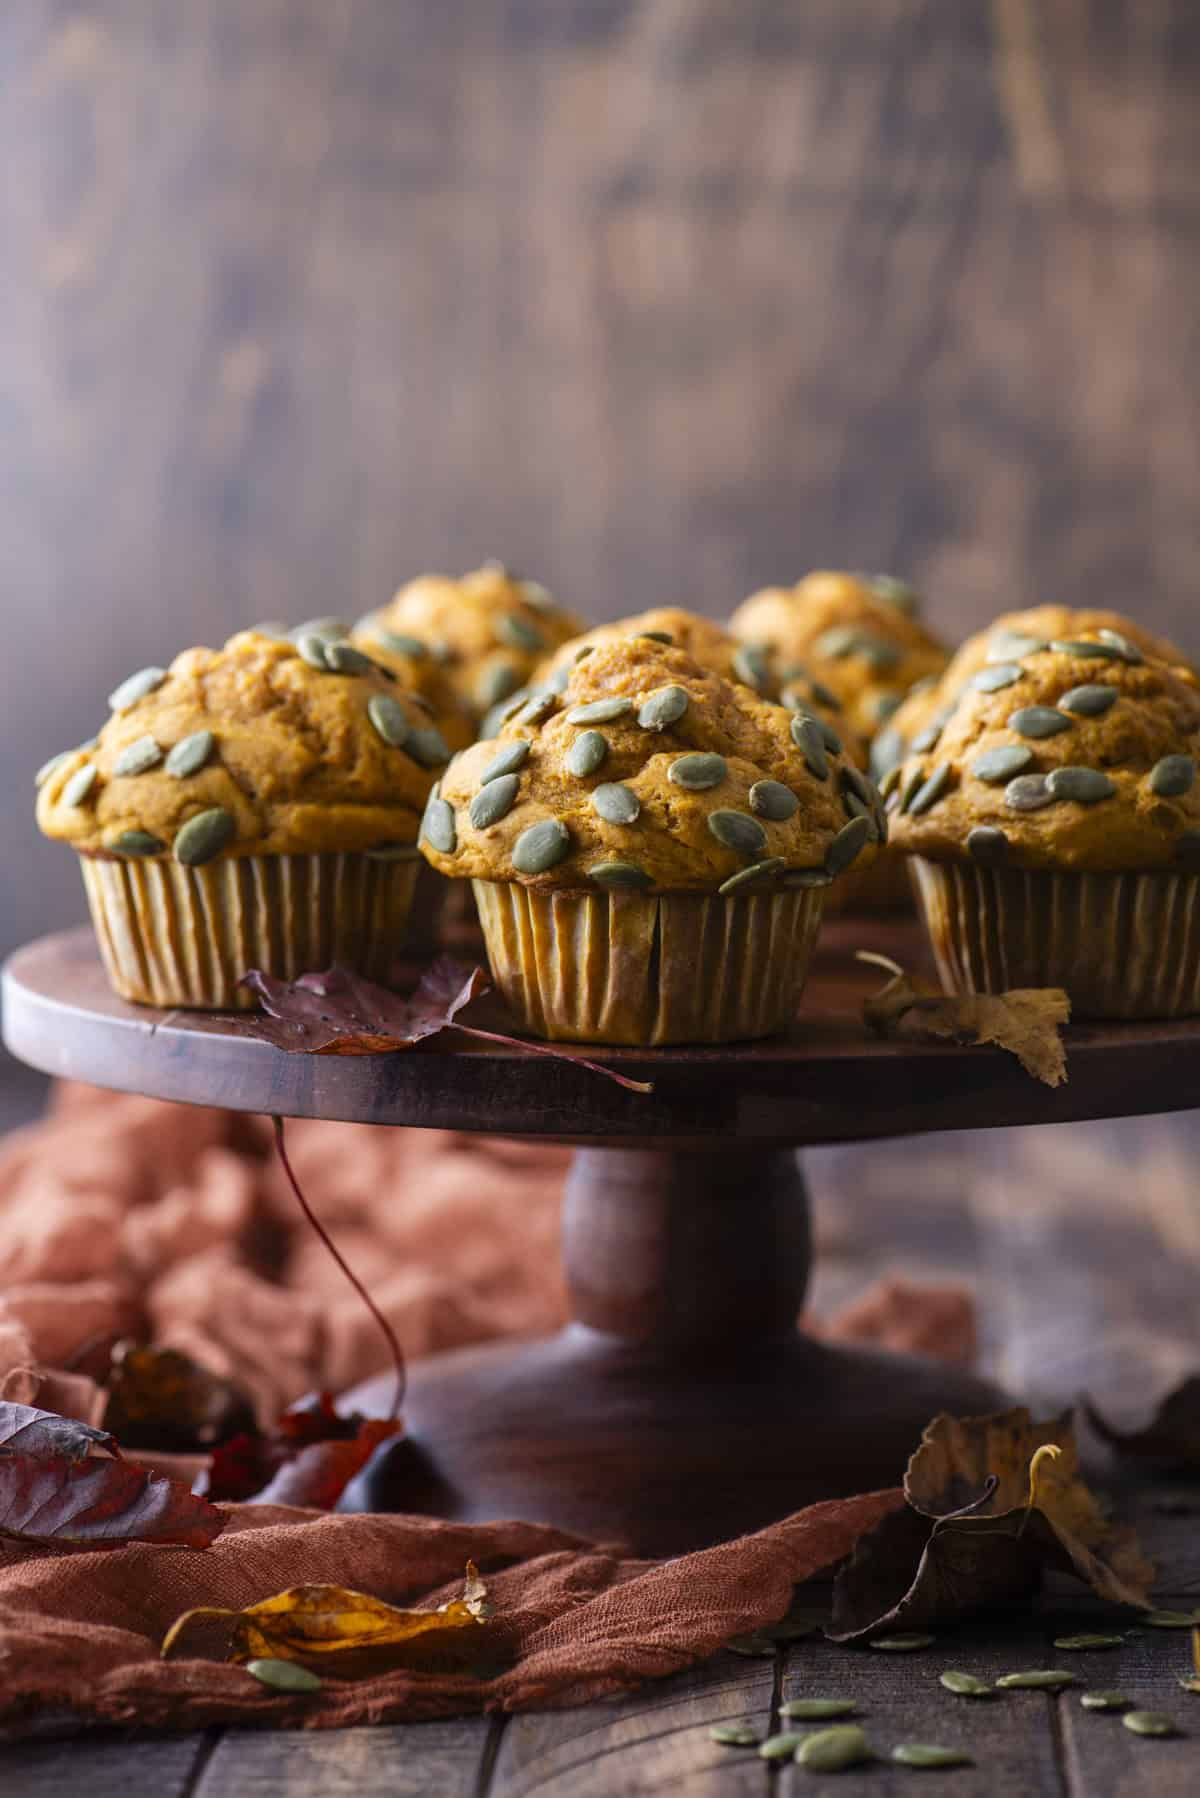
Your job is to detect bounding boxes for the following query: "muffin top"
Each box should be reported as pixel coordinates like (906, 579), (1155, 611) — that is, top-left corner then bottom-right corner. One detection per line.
(36, 630), (449, 862)
(886, 629), (1200, 873)
(420, 636), (883, 894)
(347, 614), (474, 752)
(368, 563), (582, 723)
(728, 570), (948, 743)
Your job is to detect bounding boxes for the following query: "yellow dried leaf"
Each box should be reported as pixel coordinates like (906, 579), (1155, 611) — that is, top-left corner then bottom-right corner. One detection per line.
(858, 954), (1070, 1087)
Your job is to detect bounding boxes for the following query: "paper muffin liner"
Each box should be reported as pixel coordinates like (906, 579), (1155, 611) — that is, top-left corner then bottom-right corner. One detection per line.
(472, 880), (826, 1045)
(823, 846), (913, 917)
(80, 851), (419, 1010)
(910, 856), (1200, 1020)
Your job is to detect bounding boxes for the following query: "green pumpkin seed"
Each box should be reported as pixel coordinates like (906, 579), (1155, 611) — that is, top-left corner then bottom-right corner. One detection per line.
(1050, 638), (1116, 661)
(1123, 1710), (1177, 1737)
(892, 1744), (973, 1769)
(62, 763), (99, 807)
(869, 1633), (935, 1652)
(758, 1732), (806, 1760)
(407, 724), (451, 767)
(108, 666), (167, 712)
(815, 626), (859, 659)
(35, 749), (75, 788)
(781, 1699), (858, 1721)
(479, 693), (528, 739)
(911, 723), (943, 753)
(1053, 1633), (1124, 1650)
(995, 1670), (1075, 1690)
(843, 791), (872, 827)
(324, 641), (375, 676)
(968, 825), (1011, 865)
(365, 842), (421, 861)
(566, 697), (633, 725)
(826, 814), (871, 875)
(1005, 773), (1054, 812)
(113, 735), (163, 777)
(974, 662), (1023, 693)
(811, 679), (842, 712)
(367, 694), (411, 748)
(496, 614), (545, 654)
(1142, 1609), (1200, 1628)
(668, 751), (727, 790)
(108, 830), (165, 857)
(589, 860), (653, 889)
(520, 580), (556, 610)
(1176, 832), (1200, 869)
(792, 714), (829, 780)
(292, 616), (350, 643)
(732, 645), (768, 689)
(469, 774), (520, 829)
(370, 627), (428, 659)
(940, 1671), (993, 1697)
(878, 764), (903, 800)
(1061, 683), (1118, 717)
(818, 717), (844, 754)
(726, 1632), (776, 1657)
(988, 633), (1048, 662)
(898, 765), (927, 812)
(796, 1725), (871, 1772)
(1045, 766), (1117, 805)
(637, 685), (689, 731)
(421, 796), (457, 854)
(246, 1657), (322, 1694)
(857, 634), (901, 673)
(750, 780), (799, 821)
(565, 729), (609, 777)
(513, 817), (571, 874)
(476, 663), (521, 711)
(1009, 705), (1073, 739)
(908, 764), (953, 816)
(1098, 628), (1144, 664)
(546, 663), (571, 693)
(1081, 1690), (1131, 1711)
(870, 727), (905, 780)
(165, 730), (215, 778)
(972, 744), (1035, 784)
(592, 782), (641, 825)
(719, 857), (787, 895)
(1150, 754), (1196, 797)
(637, 628), (674, 644)
(871, 691), (902, 723)
(295, 632), (333, 670)
(573, 644), (595, 663)
(869, 573), (920, 612)
(481, 740), (531, 783)
(708, 809), (768, 858)
(709, 1723), (759, 1746)
(174, 807), (236, 865)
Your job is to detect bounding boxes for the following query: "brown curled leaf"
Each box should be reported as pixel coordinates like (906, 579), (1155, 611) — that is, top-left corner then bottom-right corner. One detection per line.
(0, 1445), (225, 1550)
(0, 1399), (119, 1463)
(102, 1343), (257, 1453)
(858, 953), (1070, 1087)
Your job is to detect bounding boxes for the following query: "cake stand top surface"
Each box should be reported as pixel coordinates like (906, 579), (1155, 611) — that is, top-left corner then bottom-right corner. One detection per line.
(4, 924), (1199, 1147)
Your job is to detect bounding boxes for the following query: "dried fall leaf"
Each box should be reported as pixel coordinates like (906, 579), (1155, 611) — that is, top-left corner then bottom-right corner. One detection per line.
(201, 1394), (399, 1509)
(858, 953), (1069, 1087)
(162, 1562), (491, 1677)
(102, 1342), (257, 1452)
(0, 1449), (225, 1550)
(1085, 1376), (1200, 1472)
(0, 1399), (119, 1463)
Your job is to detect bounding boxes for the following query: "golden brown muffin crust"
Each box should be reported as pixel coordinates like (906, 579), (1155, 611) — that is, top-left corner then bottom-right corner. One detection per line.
(348, 617), (474, 752)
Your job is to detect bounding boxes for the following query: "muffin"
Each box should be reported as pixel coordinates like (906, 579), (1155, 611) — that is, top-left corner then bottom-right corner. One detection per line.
(365, 563), (582, 727)
(887, 627), (1200, 1018)
(347, 615), (474, 753)
(419, 637), (883, 1044)
(36, 629), (449, 1008)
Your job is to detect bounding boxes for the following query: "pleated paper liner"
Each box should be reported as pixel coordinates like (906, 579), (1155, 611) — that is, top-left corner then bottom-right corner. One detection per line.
(472, 879), (826, 1045)
(910, 855), (1200, 1020)
(80, 850), (420, 1010)
(822, 845), (913, 917)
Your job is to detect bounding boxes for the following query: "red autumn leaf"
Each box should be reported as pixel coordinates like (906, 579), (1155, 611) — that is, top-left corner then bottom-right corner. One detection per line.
(251, 1419), (400, 1508)
(0, 1452), (225, 1550)
(102, 1342), (258, 1452)
(0, 1400), (120, 1464)
(201, 1395), (399, 1510)
(241, 956), (653, 1093)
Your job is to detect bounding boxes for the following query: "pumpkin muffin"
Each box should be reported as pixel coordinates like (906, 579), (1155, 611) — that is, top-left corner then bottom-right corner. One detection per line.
(420, 636), (883, 1044)
(366, 563), (582, 727)
(36, 629), (449, 1009)
(887, 627), (1200, 1017)
(347, 613), (474, 753)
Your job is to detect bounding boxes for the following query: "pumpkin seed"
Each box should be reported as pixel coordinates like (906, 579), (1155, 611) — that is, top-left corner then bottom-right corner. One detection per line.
(573, 644), (595, 663)
(781, 1699), (858, 1721)
(296, 632), (334, 670)
(870, 726), (905, 779)
(709, 1723), (759, 1746)
(869, 574), (920, 612)
(113, 735), (163, 777)
(892, 1744), (973, 1769)
(565, 729), (609, 777)
(35, 749), (75, 788)
(637, 685), (689, 731)
(989, 633), (1048, 661)
(995, 1670), (1075, 1690)
(1009, 705), (1073, 739)
(1123, 1710), (1177, 1737)
(908, 764), (953, 816)
(496, 614), (544, 654)
(469, 774), (520, 829)
(251, 620), (292, 641)
(1081, 1690), (1131, 1711)
(421, 797), (457, 854)
(940, 1670), (993, 1697)
(824, 815), (870, 877)
(878, 764), (903, 800)
(792, 715), (829, 780)
(109, 830), (165, 856)
(1177, 832), (1200, 868)
(911, 723), (943, 753)
(479, 692), (528, 739)
(589, 860), (653, 889)
(174, 807), (235, 865)
(246, 1657), (322, 1694)
(972, 744), (1035, 784)
(758, 1732), (806, 1760)
(546, 663), (571, 693)
(520, 580), (556, 610)
(750, 779), (799, 821)
(669, 752), (727, 790)
(324, 641), (374, 676)
(871, 691), (903, 723)
(481, 740), (532, 783)
(481, 557), (511, 578)
(1045, 766), (1117, 805)
(476, 663), (521, 711)
(860, 635), (901, 673)
(869, 1633), (935, 1652)
(815, 625), (859, 659)
(968, 825), (1011, 865)
(719, 858), (786, 895)
(1005, 773), (1055, 812)
(843, 791), (872, 827)
(407, 724), (451, 767)
(638, 628), (674, 644)
(566, 697), (633, 725)
(708, 809), (768, 858)
(1061, 683), (1118, 717)
(365, 842), (422, 861)
(1050, 638), (1116, 660)
(108, 666), (167, 712)
(292, 616), (350, 643)
(165, 730), (215, 778)
(840, 763), (875, 806)
(1142, 1609), (1200, 1628)
(1150, 754), (1196, 797)
(795, 1725), (871, 1772)
(1053, 1633), (1124, 1650)
(62, 763), (99, 807)
(786, 867), (834, 887)
(726, 1632), (776, 1657)
(1098, 628), (1144, 664)
(367, 694), (411, 748)
(592, 782), (641, 825)
(899, 765), (927, 812)
(732, 645), (768, 690)
(817, 717), (844, 754)
(370, 627), (428, 658)
(513, 817), (571, 874)
(973, 662), (1023, 693)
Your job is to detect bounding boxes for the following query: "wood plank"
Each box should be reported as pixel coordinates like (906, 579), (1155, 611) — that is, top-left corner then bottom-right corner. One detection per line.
(197, 1717), (493, 1798)
(1060, 1621), (1198, 1798)
(0, 1728), (207, 1798)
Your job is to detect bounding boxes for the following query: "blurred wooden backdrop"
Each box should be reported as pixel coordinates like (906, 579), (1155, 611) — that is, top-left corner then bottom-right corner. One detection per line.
(2, 0), (1199, 963)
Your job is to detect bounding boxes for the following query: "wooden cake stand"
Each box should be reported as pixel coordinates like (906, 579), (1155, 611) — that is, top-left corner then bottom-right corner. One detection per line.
(5, 923), (1199, 1556)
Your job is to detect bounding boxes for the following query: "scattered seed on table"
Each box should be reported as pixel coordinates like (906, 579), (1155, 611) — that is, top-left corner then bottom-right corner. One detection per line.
(1053, 1633), (1125, 1651)
(996, 1670), (1075, 1690)
(759, 1732), (807, 1760)
(795, 1725), (872, 1771)
(1123, 1710), (1178, 1737)
(781, 1698), (858, 1720)
(1142, 1610), (1200, 1629)
(246, 1658), (321, 1694)
(940, 1670), (993, 1697)
(869, 1633), (936, 1652)
(892, 1744), (974, 1769)
(1081, 1690), (1132, 1711)
(709, 1722), (759, 1747)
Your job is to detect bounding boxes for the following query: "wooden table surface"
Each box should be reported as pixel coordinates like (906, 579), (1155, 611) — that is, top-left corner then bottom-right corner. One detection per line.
(7, 1108), (1200, 1794)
